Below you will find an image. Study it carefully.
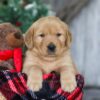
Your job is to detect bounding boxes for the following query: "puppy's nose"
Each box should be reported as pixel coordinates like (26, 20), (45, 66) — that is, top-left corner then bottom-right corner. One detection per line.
(47, 43), (56, 52)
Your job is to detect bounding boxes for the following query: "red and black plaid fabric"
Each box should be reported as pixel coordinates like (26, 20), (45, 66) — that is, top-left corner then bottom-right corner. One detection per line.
(0, 71), (84, 100)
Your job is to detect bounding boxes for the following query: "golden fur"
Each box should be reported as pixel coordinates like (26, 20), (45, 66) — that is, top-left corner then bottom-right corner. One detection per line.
(0, 93), (6, 100)
(23, 16), (78, 92)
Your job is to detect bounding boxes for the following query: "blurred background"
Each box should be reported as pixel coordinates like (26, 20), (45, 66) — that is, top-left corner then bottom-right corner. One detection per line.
(0, 0), (100, 99)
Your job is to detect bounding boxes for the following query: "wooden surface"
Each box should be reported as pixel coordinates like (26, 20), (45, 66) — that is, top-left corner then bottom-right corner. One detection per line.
(56, 0), (90, 23)
(70, 0), (100, 86)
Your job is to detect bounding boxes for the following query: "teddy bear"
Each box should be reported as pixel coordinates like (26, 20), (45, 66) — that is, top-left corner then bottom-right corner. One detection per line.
(0, 23), (23, 71)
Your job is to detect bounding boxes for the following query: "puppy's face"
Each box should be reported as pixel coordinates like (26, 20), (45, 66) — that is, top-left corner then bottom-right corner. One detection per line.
(25, 16), (72, 58)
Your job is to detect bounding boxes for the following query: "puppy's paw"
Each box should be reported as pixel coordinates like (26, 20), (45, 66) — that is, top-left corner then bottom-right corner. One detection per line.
(61, 75), (77, 92)
(27, 79), (42, 92)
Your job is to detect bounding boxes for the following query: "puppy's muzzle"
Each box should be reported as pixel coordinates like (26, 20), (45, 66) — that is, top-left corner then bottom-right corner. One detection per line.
(47, 43), (56, 54)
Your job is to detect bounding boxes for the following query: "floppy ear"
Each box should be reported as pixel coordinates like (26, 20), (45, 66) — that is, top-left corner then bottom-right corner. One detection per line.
(24, 26), (34, 49)
(65, 30), (72, 48)
(60, 21), (72, 48)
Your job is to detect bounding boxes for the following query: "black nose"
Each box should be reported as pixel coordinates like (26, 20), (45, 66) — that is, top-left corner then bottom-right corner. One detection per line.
(47, 43), (56, 52)
(14, 32), (22, 39)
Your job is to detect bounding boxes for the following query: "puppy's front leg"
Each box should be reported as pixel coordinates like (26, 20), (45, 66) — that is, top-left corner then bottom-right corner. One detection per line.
(26, 67), (43, 92)
(60, 67), (77, 92)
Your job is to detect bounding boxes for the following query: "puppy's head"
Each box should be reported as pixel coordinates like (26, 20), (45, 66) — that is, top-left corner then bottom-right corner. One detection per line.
(25, 16), (72, 58)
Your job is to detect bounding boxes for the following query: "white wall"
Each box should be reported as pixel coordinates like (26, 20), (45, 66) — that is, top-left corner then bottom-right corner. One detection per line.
(70, 0), (100, 86)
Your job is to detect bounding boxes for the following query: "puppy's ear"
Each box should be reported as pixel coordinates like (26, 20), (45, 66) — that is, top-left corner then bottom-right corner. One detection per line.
(24, 26), (34, 49)
(61, 22), (72, 48)
(65, 30), (72, 48)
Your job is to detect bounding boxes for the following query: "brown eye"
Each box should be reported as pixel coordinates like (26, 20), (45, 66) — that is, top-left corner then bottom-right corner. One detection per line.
(56, 33), (62, 37)
(39, 34), (45, 37)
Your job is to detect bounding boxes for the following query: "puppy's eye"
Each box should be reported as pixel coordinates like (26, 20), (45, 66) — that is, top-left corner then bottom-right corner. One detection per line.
(56, 33), (62, 37)
(39, 34), (45, 37)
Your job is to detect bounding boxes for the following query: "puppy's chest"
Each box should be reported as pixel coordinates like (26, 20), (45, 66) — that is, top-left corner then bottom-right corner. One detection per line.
(37, 60), (61, 74)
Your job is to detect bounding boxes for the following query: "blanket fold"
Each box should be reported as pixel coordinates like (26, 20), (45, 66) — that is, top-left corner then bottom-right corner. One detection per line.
(0, 71), (84, 100)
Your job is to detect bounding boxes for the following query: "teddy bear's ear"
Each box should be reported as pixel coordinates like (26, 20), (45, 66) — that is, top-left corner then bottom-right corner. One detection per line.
(24, 26), (34, 49)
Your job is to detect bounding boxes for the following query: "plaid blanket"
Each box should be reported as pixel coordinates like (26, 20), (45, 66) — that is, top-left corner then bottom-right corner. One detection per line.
(0, 71), (84, 100)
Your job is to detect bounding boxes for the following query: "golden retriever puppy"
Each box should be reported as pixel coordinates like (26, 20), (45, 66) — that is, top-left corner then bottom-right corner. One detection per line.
(23, 16), (77, 92)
